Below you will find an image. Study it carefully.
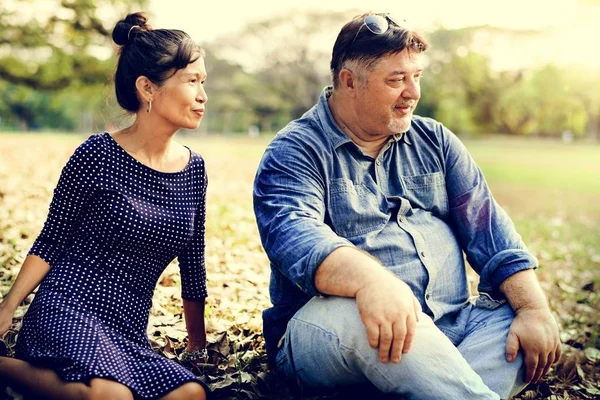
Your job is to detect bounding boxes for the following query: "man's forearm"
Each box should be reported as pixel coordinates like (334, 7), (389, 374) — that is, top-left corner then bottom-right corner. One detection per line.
(315, 246), (392, 297)
(499, 269), (549, 312)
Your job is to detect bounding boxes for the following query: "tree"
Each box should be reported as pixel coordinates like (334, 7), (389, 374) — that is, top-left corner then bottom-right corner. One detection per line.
(491, 66), (589, 136)
(419, 27), (503, 135)
(0, 0), (148, 130)
(0, 0), (148, 90)
(213, 10), (358, 119)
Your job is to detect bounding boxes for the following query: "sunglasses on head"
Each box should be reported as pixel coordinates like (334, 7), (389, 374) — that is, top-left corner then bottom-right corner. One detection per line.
(362, 14), (406, 35)
(350, 14), (407, 47)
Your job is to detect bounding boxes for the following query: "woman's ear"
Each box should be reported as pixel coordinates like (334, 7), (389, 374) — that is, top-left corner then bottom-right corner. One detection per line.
(135, 76), (155, 103)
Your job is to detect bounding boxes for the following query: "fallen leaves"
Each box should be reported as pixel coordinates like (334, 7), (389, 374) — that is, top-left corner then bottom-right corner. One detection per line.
(1, 134), (600, 399)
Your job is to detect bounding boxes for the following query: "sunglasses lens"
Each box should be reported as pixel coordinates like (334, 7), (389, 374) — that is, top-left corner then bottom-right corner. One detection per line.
(363, 15), (388, 35)
(386, 14), (406, 29)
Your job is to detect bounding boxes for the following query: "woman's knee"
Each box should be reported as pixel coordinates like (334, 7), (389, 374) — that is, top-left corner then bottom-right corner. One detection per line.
(89, 378), (133, 400)
(160, 382), (206, 400)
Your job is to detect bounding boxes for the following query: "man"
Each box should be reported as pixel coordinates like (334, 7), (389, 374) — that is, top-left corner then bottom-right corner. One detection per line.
(253, 13), (561, 399)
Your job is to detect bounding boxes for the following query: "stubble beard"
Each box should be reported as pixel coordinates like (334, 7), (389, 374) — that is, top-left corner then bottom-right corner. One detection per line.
(388, 113), (412, 134)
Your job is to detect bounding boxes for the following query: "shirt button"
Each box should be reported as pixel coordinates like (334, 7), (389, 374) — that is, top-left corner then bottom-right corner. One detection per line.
(376, 160), (381, 166)
(420, 251), (426, 257)
(426, 293), (431, 300)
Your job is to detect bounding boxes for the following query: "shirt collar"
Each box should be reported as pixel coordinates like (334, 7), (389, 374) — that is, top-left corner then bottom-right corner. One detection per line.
(315, 86), (413, 149)
(315, 86), (352, 149)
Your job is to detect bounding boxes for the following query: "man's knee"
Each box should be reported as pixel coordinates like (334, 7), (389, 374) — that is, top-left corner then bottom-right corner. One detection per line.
(291, 296), (368, 348)
(291, 296), (437, 351)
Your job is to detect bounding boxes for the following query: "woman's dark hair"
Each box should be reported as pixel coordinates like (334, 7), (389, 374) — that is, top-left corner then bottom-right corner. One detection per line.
(330, 13), (429, 88)
(112, 12), (205, 112)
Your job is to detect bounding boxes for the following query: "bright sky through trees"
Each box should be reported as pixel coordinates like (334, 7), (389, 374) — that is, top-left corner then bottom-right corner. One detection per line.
(151, 0), (600, 69)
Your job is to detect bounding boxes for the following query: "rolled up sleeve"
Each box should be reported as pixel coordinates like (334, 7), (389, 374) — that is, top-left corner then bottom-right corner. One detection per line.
(253, 136), (352, 297)
(441, 125), (537, 296)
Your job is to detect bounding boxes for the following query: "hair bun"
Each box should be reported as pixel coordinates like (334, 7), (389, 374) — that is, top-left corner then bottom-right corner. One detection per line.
(112, 12), (151, 46)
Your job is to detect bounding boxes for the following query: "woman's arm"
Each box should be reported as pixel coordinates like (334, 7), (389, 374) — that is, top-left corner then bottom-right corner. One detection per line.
(182, 299), (206, 351)
(0, 255), (50, 335)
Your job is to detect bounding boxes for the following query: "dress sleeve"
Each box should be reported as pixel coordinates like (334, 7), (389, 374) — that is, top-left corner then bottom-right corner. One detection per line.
(178, 163), (208, 301)
(28, 136), (103, 267)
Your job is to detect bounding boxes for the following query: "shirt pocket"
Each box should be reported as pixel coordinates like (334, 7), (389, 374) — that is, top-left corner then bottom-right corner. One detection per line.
(401, 171), (449, 217)
(328, 178), (388, 238)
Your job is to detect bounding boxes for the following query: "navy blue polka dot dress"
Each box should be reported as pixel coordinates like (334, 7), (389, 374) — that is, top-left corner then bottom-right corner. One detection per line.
(15, 132), (208, 398)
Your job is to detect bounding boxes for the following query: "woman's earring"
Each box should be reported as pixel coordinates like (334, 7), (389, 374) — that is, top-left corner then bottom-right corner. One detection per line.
(147, 100), (152, 113)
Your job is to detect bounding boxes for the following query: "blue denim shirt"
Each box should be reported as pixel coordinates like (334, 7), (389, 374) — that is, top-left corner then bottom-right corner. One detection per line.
(253, 87), (537, 364)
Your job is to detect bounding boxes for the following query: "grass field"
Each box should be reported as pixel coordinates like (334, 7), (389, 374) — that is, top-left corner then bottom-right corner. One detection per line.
(0, 132), (599, 399)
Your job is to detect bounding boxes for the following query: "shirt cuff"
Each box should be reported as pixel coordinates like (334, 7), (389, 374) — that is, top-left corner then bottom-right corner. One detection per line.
(296, 239), (354, 297)
(478, 249), (538, 296)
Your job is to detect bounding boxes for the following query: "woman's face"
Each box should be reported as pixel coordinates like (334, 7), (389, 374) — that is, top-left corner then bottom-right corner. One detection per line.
(152, 56), (208, 131)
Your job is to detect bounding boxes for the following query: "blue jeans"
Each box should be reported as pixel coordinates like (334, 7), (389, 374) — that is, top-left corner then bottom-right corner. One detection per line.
(275, 296), (526, 399)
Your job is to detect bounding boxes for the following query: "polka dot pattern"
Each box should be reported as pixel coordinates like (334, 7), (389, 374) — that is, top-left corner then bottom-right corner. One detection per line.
(15, 132), (208, 398)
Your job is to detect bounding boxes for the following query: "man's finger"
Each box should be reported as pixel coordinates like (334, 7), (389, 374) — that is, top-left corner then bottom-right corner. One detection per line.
(366, 322), (380, 349)
(553, 343), (562, 364)
(524, 353), (539, 383)
(378, 323), (393, 363)
(403, 312), (417, 354)
(412, 297), (421, 322)
(539, 351), (554, 382)
(505, 331), (520, 362)
(390, 321), (406, 363)
(533, 353), (548, 383)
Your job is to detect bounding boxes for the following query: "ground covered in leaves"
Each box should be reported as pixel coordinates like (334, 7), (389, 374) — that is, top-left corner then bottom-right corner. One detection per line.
(1, 133), (599, 399)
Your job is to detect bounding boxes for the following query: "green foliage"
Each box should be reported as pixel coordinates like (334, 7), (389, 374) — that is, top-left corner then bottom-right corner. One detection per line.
(419, 26), (600, 138)
(0, 0), (148, 89)
(0, 4), (600, 138)
(491, 66), (589, 136)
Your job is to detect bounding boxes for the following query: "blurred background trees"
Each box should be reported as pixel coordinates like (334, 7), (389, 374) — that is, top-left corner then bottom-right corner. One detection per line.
(0, 0), (599, 140)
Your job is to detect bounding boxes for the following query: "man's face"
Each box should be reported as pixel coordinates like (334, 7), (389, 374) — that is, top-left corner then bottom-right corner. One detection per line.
(352, 49), (422, 136)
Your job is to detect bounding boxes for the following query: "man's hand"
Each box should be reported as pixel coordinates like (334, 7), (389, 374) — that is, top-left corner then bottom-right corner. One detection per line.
(500, 269), (561, 384)
(505, 306), (561, 383)
(355, 277), (421, 364)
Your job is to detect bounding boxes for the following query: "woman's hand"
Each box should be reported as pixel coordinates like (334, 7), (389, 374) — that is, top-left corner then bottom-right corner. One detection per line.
(0, 301), (16, 339)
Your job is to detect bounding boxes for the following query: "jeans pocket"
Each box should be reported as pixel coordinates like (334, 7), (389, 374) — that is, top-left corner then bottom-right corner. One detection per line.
(274, 345), (303, 393)
(274, 346), (290, 376)
(475, 292), (507, 310)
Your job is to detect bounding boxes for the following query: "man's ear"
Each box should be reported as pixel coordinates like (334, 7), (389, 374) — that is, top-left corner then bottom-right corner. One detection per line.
(338, 68), (358, 97)
(135, 76), (155, 103)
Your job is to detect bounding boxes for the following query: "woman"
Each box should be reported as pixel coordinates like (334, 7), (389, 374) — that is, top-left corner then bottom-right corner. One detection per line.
(0, 12), (209, 400)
